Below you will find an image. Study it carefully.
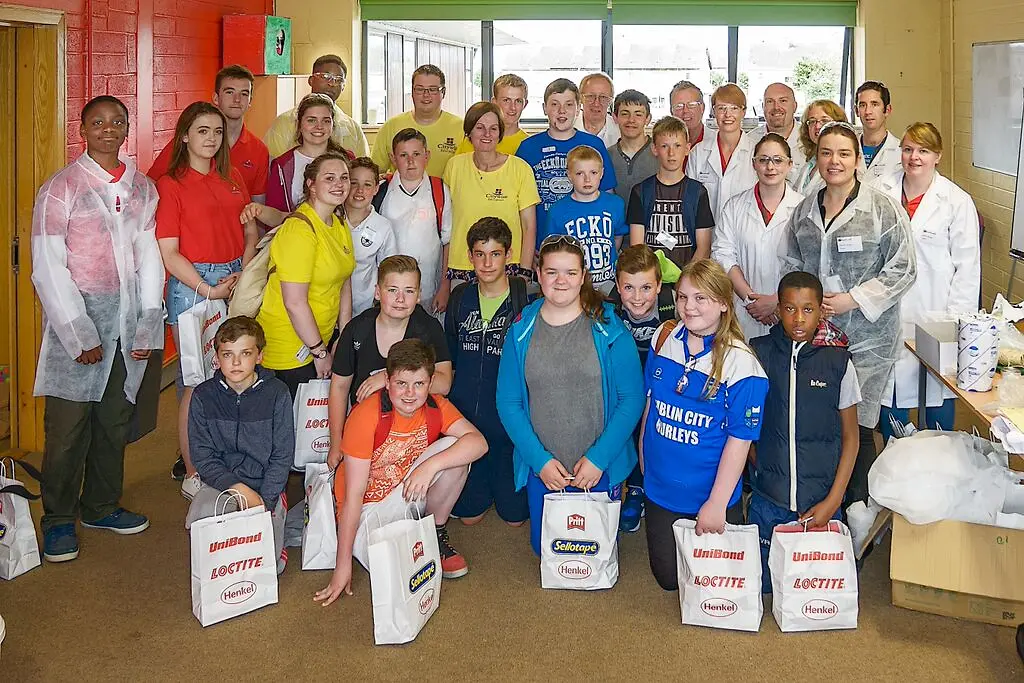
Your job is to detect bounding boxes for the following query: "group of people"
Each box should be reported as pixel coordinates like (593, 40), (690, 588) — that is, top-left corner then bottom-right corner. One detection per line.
(30, 51), (981, 608)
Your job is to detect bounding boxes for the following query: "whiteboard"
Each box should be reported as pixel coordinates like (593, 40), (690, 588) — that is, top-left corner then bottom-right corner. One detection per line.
(972, 41), (1024, 176)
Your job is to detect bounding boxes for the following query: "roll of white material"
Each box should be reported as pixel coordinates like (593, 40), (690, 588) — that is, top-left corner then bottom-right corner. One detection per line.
(957, 314), (1000, 391)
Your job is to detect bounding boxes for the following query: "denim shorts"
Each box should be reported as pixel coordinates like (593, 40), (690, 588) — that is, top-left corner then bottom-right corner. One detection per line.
(165, 258), (242, 324)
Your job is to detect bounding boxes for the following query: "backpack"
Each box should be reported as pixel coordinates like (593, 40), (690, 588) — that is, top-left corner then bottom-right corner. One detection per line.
(447, 276), (529, 341)
(227, 211), (316, 318)
(653, 319), (679, 354)
(371, 174), (446, 237)
(638, 175), (702, 276)
(372, 390), (443, 451)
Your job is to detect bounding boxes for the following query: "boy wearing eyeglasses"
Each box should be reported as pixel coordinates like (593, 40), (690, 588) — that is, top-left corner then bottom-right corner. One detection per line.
(516, 78), (618, 247)
(609, 89), (658, 207)
(456, 74), (531, 156)
(574, 72), (620, 149)
(371, 64), (464, 177)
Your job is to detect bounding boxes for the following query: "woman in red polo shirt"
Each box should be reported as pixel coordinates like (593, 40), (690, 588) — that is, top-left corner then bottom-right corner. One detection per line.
(156, 100), (259, 500)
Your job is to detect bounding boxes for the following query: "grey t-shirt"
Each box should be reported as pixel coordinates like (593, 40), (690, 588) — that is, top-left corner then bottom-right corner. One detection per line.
(525, 312), (604, 471)
(609, 138), (660, 207)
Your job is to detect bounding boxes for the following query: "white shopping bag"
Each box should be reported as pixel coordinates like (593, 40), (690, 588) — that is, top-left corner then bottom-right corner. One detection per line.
(673, 519), (762, 632)
(769, 520), (859, 632)
(178, 297), (228, 387)
(0, 460), (41, 580)
(190, 492), (278, 627)
(367, 510), (441, 645)
(540, 491), (621, 590)
(293, 379), (331, 470)
(302, 463), (337, 570)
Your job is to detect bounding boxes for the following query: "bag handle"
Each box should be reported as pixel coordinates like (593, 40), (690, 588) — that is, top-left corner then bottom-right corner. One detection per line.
(215, 488), (249, 517)
(0, 458), (42, 500)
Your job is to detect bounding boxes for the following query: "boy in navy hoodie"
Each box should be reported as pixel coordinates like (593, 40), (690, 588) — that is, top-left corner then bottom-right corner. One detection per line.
(445, 217), (531, 526)
(748, 271), (861, 592)
(185, 316), (294, 574)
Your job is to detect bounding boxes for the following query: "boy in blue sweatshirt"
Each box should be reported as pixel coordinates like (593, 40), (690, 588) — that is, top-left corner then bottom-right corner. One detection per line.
(748, 272), (861, 592)
(185, 316), (294, 574)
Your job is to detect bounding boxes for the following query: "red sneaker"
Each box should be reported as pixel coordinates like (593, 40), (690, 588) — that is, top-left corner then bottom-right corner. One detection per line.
(436, 524), (469, 579)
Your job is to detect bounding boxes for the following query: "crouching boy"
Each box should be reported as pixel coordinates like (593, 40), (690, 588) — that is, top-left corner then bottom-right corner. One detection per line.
(747, 272), (860, 592)
(315, 339), (487, 607)
(185, 316), (294, 574)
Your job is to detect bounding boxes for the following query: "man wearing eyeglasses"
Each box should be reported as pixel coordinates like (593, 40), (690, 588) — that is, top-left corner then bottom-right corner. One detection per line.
(746, 82), (805, 185)
(371, 65), (465, 178)
(855, 81), (902, 185)
(263, 54), (370, 159)
(574, 72), (620, 149)
(456, 74), (531, 156)
(668, 80), (713, 174)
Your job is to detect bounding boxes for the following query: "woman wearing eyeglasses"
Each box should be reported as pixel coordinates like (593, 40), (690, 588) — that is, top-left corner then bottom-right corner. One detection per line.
(792, 100), (848, 196)
(686, 84), (758, 220)
(496, 234), (645, 556)
(780, 121), (916, 508)
(574, 72), (620, 149)
(876, 122), (980, 440)
(712, 133), (805, 340)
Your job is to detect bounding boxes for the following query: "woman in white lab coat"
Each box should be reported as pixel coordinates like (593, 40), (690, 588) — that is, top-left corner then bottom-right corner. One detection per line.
(712, 133), (804, 340)
(792, 100), (848, 197)
(876, 122), (980, 440)
(686, 83), (757, 220)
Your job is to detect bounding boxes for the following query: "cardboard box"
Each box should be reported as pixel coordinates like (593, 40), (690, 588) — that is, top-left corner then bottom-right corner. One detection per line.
(915, 321), (958, 376)
(222, 15), (292, 76)
(890, 515), (1024, 626)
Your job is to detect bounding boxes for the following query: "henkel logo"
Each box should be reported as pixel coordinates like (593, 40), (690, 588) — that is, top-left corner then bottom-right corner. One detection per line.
(409, 561), (436, 594)
(210, 556), (263, 580)
(802, 599), (839, 620)
(567, 514), (585, 531)
(700, 598), (738, 617)
(221, 580), (257, 605)
(693, 575), (746, 589)
(550, 539), (599, 556)
(792, 551), (845, 562)
(209, 532), (262, 554)
(418, 587), (435, 615)
(693, 548), (745, 561)
(557, 560), (592, 580)
(307, 397), (328, 407)
(201, 311), (222, 334)
(311, 437), (331, 454)
(412, 541), (424, 562)
(792, 577), (846, 590)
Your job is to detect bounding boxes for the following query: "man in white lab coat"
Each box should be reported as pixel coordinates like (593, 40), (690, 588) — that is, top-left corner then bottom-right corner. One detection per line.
(746, 82), (805, 185)
(668, 80), (714, 173)
(856, 81), (902, 185)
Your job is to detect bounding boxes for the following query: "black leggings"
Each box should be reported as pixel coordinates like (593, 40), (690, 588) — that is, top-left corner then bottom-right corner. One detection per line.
(272, 363), (318, 401)
(845, 424), (878, 506)
(645, 496), (745, 591)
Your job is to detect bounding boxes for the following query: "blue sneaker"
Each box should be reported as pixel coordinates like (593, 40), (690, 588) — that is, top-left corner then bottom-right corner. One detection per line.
(43, 524), (79, 563)
(619, 485), (645, 533)
(81, 508), (149, 535)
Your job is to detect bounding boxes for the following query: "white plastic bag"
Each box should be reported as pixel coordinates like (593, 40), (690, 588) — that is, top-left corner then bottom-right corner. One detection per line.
(178, 297), (227, 387)
(769, 520), (858, 632)
(0, 461), (41, 580)
(367, 510), (441, 645)
(293, 379), (331, 470)
(540, 491), (620, 590)
(302, 463), (337, 570)
(673, 519), (762, 632)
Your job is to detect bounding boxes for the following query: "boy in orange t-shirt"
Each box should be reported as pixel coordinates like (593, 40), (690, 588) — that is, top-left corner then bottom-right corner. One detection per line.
(314, 339), (487, 607)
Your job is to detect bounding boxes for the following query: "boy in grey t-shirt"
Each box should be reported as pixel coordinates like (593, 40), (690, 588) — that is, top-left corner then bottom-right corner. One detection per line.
(609, 90), (659, 206)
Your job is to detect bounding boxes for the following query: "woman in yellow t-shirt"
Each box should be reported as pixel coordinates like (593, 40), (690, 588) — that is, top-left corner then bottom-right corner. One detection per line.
(257, 151), (356, 396)
(442, 101), (541, 285)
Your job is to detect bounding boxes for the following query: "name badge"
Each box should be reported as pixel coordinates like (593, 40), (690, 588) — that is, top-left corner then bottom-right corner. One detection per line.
(656, 231), (679, 250)
(296, 345), (311, 362)
(836, 236), (863, 253)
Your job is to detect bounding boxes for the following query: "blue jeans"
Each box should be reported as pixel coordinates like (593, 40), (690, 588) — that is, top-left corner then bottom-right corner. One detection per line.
(879, 398), (956, 443)
(165, 258), (242, 325)
(526, 471), (621, 556)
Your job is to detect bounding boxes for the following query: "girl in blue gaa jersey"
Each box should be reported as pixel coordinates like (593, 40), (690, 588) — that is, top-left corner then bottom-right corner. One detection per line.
(640, 259), (768, 590)
(497, 234), (645, 556)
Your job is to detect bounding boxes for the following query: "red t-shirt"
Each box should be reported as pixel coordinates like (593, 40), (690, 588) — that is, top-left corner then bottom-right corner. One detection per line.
(155, 166), (250, 263)
(148, 124), (269, 197)
(108, 162), (127, 183)
(754, 183), (773, 225)
(903, 192), (924, 219)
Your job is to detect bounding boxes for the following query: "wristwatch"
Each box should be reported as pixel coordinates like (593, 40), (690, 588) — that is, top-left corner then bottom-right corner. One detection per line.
(312, 348), (328, 360)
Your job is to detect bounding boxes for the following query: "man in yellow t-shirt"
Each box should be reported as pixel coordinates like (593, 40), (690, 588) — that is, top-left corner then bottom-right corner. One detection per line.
(455, 73), (531, 157)
(371, 65), (464, 177)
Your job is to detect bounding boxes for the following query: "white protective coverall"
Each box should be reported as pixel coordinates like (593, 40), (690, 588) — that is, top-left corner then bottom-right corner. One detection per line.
(779, 180), (917, 427)
(31, 153), (165, 404)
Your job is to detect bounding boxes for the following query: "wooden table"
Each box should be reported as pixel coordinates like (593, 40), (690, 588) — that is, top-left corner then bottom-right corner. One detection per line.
(904, 340), (998, 430)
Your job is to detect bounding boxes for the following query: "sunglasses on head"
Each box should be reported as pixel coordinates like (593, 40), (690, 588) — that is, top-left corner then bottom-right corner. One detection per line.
(819, 121), (857, 135)
(539, 233), (583, 251)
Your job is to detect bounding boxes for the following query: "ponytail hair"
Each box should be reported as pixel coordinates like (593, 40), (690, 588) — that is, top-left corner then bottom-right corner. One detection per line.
(537, 237), (607, 324)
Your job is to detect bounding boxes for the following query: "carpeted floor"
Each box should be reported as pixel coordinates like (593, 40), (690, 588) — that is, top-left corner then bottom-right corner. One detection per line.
(1, 389), (1020, 682)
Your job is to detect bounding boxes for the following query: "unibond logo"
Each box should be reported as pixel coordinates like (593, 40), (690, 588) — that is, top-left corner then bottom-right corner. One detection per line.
(418, 587), (435, 614)
(221, 580), (257, 605)
(550, 539), (600, 556)
(307, 397), (328, 407)
(412, 541), (424, 562)
(201, 311), (222, 334)
(209, 532), (262, 554)
(700, 598), (738, 617)
(693, 548), (745, 561)
(792, 551), (845, 562)
(567, 514), (585, 531)
(409, 561), (436, 593)
(311, 437), (331, 453)
(803, 599), (839, 620)
(557, 560), (592, 580)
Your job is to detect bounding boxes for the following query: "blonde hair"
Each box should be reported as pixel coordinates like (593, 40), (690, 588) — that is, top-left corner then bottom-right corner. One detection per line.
(902, 122), (943, 154)
(652, 115), (689, 144)
(492, 73), (528, 99)
(711, 83), (746, 110)
(798, 99), (847, 161)
(676, 259), (749, 400)
(566, 145), (603, 171)
(579, 72), (614, 94)
(377, 254), (421, 287)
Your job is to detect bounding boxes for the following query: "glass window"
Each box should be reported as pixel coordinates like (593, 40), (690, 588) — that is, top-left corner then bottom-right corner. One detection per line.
(493, 20), (603, 123)
(613, 25), (729, 120)
(365, 31), (386, 125)
(738, 26), (847, 122)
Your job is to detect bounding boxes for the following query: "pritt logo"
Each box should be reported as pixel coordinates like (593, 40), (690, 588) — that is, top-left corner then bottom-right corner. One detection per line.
(550, 539), (599, 556)
(311, 437), (331, 454)
(693, 548), (745, 561)
(802, 599), (839, 620)
(409, 561), (437, 593)
(221, 580), (257, 605)
(567, 514), (585, 532)
(418, 587), (436, 614)
(792, 551), (845, 562)
(412, 541), (424, 562)
(700, 598), (738, 617)
(557, 560), (592, 580)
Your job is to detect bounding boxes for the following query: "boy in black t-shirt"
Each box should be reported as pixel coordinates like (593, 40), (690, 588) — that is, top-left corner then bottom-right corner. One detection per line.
(327, 255), (452, 468)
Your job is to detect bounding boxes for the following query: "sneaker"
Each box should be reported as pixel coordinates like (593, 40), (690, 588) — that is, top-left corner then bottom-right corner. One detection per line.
(43, 524), (79, 562)
(181, 473), (202, 501)
(81, 508), (149, 535)
(435, 524), (468, 579)
(619, 485), (645, 533)
(171, 454), (186, 481)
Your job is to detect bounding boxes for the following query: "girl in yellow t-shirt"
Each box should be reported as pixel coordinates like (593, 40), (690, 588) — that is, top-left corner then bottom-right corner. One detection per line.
(258, 151), (356, 396)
